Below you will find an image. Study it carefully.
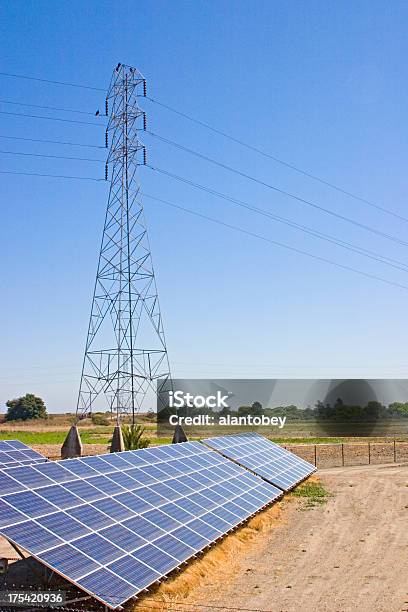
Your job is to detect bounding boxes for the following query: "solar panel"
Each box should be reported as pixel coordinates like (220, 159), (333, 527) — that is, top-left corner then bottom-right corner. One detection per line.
(0, 440), (47, 469)
(202, 433), (316, 491)
(0, 442), (282, 609)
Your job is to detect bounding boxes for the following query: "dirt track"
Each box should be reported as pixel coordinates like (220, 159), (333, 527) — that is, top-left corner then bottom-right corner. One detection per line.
(183, 463), (408, 612)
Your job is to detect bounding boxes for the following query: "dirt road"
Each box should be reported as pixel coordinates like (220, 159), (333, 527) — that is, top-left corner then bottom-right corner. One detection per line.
(182, 463), (408, 612)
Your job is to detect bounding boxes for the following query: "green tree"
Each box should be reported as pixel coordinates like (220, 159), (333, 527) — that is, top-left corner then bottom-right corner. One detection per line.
(238, 405), (252, 417)
(5, 394), (47, 421)
(121, 424), (150, 450)
(251, 401), (263, 415)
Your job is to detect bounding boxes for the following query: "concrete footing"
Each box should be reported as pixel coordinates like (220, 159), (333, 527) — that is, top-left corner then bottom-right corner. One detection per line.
(172, 424), (188, 443)
(61, 425), (83, 459)
(110, 424), (125, 453)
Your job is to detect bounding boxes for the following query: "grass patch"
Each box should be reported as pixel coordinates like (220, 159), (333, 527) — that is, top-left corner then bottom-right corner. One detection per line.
(0, 430), (172, 446)
(291, 479), (331, 509)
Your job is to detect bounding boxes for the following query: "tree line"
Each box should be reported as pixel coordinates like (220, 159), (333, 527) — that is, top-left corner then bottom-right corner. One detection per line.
(160, 398), (408, 422)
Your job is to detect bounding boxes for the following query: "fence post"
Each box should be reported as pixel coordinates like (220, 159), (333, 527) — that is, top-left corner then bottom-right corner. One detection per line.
(314, 444), (317, 467)
(394, 437), (397, 463)
(368, 442), (371, 464)
(341, 443), (344, 466)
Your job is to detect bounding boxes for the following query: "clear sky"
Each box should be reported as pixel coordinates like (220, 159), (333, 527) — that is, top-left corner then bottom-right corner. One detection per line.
(1, 0), (408, 412)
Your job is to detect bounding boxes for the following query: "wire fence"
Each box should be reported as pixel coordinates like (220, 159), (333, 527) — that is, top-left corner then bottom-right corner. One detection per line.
(285, 439), (408, 468)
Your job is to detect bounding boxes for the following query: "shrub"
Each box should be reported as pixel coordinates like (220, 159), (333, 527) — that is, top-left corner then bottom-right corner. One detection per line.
(5, 394), (47, 421)
(121, 424), (150, 450)
(91, 413), (110, 426)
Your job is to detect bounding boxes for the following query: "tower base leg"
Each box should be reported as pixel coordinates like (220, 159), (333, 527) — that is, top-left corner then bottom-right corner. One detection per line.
(172, 424), (188, 444)
(61, 425), (83, 459)
(110, 424), (125, 453)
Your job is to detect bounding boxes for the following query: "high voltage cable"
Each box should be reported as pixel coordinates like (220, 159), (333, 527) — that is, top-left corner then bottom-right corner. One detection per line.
(141, 192), (408, 292)
(0, 149), (104, 163)
(0, 71), (105, 91)
(146, 96), (407, 224)
(0, 99), (98, 116)
(0, 134), (104, 149)
(147, 165), (408, 274)
(0, 71), (403, 224)
(0, 110), (103, 126)
(147, 132), (408, 247)
(1, 167), (407, 290)
(0, 170), (103, 181)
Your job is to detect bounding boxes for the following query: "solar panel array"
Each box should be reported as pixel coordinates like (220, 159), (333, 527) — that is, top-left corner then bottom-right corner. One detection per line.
(0, 440), (48, 470)
(0, 441), (282, 609)
(202, 433), (316, 490)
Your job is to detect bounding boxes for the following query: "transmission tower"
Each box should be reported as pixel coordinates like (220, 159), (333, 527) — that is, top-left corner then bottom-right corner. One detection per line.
(76, 63), (171, 424)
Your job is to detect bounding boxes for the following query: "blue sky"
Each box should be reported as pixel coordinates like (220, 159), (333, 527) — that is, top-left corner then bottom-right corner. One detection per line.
(1, 0), (408, 412)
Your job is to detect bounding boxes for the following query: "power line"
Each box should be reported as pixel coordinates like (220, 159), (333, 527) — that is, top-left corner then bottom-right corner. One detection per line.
(0, 110), (103, 126)
(0, 99), (99, 116)
(0, 149), (104, 163)
(1, 166), (406, 289)
(0, 134), (104, 149)
(147, 133), (408, 247)
(0, 71), (402, 224)
(147, 165), (408, 274)
(0, 71), (105, 91)
(142, 192), (408, 293)
(0, 170), (103, 181)
(146, 96), (407, 224)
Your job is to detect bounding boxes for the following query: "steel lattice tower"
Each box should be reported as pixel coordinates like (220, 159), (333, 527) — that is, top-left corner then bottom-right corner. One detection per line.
(76, 64), (171, 423)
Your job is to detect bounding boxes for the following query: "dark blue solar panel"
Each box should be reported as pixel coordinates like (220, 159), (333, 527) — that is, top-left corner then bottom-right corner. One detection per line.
(155, 533), (195, 562)
(202, 433), (316, 491)
(85, 475), (125, 496)
(72, 533), (123, 564)
(4, 490), (57, 518)
(38, 485), (82, 509)
(80, 456), (114, 473)
(131, 468), (157, 485)
(113, 491), (153, 514)
(0, 499), (27, 528)
(106, 555), (160, 590)
(142, 508), (181, 532)
(62, 459), (99, 478)
(67, 504), (114, 529)
(100, 524), (146, 553)
(38, 511), (91, 540)
(122, 516), (166, 541)
(0, 471), (26, 494)
(187, 517), (222, 540)
(108, 472), (139, 489)
(171, 526), (210, 550)
(63, 479), (104, 502)
(77, 567), (137, 608)
(99, 454), (133, 470)
(0, 442), (283, 609)
(3, 466), (53, 488)
(199, 512), (230, 533)
(33, 462), (74, 483)
(0, 440), (47, 469)
(91, 497), (135, 521)
(133, 543), (178, 574)
(2, 520), (63, 554)
(132, 487), (167, 507)
(159, 502), (195, 524)
(149, 481), (180, 501)
(41, 543), (100, 580)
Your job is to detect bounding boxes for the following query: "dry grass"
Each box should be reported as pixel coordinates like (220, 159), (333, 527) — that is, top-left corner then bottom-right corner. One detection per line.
(130, 499), (288, 612)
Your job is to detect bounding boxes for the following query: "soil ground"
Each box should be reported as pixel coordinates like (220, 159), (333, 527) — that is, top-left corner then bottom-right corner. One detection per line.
(173, 463), (408, 612)
(1, 462), (408, 611)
